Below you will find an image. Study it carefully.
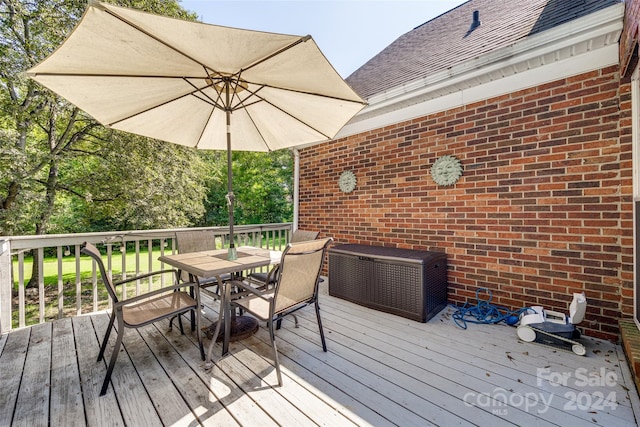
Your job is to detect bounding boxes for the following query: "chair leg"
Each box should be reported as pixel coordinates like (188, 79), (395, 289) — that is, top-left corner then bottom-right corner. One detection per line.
(192, 307), (204, 360)
(268, 319), (282, 386)
(97, 312), (116, 362)
(193, 307), (204, 361)
(315, 301), (327, 352)
(100, 314), (125, 396)
(177, 313), (185, 335)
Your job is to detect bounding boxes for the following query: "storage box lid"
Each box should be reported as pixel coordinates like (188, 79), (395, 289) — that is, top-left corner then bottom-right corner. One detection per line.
(329, 244), (446, 264)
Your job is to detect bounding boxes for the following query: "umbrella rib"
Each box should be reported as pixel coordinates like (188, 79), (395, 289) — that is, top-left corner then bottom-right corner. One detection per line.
(106, 92), (188, 126)
(257, 99), (333, 141)
(232, 88), (333, 142)
(185, 77), (227, 110)
(226, 79), (364, 112)
(191, 92), (225, 110)
(254, 82), (367, 105)
(104, 74), (229, 126)
(100, 4), (211, 72)
(26, 72), (205, 79)
(242, 35), (312, 73)
(29, 74), (366, 109)
(190, 82), (226, 149)
(107, 87), (217, 127)
(194, 106), (218, 150)
(238, 36), (366, 106)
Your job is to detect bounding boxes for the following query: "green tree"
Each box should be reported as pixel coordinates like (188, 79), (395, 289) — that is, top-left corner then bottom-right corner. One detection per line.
(0, 0), (87, 236)
(0, 0), (204, 236)
(0, 0), (293, 246)
(0, 0), (209, 286)
(233, 150), (293, 225)
(50, 131), (211, 233)
(197, 150), (294, 227)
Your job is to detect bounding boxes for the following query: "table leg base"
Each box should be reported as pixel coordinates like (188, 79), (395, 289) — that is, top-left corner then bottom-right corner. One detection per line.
(202, 316), (259, 342)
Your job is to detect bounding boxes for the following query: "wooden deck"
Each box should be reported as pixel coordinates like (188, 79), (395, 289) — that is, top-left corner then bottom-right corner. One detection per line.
(1, 280), (639, 426)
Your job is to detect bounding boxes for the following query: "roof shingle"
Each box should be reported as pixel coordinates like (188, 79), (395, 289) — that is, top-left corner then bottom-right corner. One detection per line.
(346, 0), (620, 100)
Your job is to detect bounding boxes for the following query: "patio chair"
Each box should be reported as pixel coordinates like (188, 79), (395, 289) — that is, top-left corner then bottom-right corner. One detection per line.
(175, 229), (231, 287)
(230, 237), (333, 386)
(175, 230), (254, 339)
(173, 230), (231, 333)
(80, 242), (201, 396)
(247, 229), (320, 288)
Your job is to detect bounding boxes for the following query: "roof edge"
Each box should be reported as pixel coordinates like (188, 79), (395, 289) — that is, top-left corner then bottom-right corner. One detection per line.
(336, 2), (624, 140)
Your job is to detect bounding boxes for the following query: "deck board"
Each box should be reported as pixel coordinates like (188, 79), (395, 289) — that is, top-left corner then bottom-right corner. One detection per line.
(13, 322), (50, 427)
(92, 314), (165, 427)
(124, 321), (201, 426)
(135, 317), (238, 426)
(316, 294), (637, 426)
(50, 318), (84, 427)
(0, 327), (30, 427)
(1, 280), (639, 427)
(73, 315), (125, 427)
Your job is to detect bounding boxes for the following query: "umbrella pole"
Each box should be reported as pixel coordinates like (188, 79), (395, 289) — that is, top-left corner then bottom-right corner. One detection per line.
(225, 82), (237, 260)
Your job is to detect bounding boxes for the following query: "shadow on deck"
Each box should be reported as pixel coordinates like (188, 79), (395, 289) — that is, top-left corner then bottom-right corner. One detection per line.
(1, 280), (639, 426)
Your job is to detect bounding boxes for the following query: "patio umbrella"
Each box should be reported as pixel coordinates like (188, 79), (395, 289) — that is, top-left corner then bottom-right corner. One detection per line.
(27, 1), (365, 259)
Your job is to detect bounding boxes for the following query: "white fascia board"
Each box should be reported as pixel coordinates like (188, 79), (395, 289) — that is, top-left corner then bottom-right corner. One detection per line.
(464, 43), (619, 104)
(340, 43), (619, 138)
(336, 3), (624, 139)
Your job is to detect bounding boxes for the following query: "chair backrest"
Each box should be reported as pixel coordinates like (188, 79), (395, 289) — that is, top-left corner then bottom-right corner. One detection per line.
(80, 242), (119, 304)
(290, 229), (320, 243)
(175, 230), (217, 281)
(273, 237), (332, 314)
(176, 230), (217, 253)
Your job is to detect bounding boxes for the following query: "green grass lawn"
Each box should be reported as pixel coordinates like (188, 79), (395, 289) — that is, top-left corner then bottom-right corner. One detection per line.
(14, 247), (172, 288)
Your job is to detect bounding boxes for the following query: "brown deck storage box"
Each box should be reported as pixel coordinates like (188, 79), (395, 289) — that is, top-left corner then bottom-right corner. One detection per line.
(328, 244), (448, 322)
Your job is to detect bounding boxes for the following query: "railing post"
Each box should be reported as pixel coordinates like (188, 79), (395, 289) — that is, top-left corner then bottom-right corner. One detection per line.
(0, 239), (12, 333)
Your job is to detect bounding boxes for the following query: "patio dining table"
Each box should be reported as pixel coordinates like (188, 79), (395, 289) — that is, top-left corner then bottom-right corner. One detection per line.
(158, 246), (281, 360)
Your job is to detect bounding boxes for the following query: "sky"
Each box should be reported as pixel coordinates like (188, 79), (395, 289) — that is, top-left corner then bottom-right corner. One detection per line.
(179, 1), (469, 78)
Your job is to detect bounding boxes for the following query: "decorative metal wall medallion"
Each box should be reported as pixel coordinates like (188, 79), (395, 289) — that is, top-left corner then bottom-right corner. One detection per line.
(431, 155), (463, 186)
(338, 170), (357, 193)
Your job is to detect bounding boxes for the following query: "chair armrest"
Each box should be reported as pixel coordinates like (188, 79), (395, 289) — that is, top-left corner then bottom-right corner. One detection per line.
(114, 269), (179, 287)
(114, 279), (199, 308)
(232, 280), (273, 302)
(265, 265), (279, 285)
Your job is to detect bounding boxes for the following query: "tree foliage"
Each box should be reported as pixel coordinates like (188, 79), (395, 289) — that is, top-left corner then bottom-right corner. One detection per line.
(0, 0), (294, 242)
(0, 0), (210, 237)
(200, 150), (294, 227)
(233, 151), (293, 225)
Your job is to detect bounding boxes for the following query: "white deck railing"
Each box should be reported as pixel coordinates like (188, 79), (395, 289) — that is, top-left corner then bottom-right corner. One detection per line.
(0, 223), (293, 333)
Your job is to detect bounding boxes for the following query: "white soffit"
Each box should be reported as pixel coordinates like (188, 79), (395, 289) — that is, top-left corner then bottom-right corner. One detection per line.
(337, 3), (625, 139)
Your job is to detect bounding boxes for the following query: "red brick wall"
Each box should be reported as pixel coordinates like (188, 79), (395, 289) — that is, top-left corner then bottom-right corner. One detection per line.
(299, 65), (633, 341)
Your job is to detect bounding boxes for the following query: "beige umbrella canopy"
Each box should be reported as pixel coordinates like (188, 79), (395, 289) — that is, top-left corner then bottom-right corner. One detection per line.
(28, 1), (365, 258)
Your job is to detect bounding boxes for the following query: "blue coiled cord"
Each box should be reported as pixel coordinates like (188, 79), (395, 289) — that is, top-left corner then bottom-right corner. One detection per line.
(451, 288), (528, 329)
